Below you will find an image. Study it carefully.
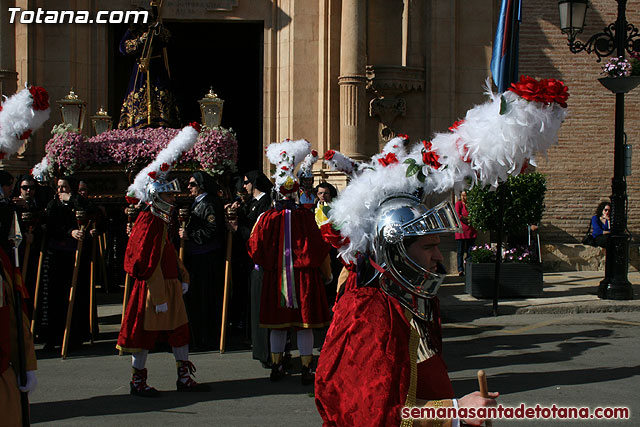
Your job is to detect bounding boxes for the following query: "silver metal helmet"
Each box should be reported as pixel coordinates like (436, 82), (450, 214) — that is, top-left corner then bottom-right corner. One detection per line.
(147, 178), (181, 223)
(373, 194), (461, 321)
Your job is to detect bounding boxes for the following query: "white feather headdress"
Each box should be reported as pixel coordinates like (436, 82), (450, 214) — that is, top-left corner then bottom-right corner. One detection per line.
(127, 124), (200, 203)
(329, 76), (569, 262)
(297, 149), (319, 179)
(266, 138), (311, 196)
(0, 85), (50, 158)
(32, 155), (50, 182)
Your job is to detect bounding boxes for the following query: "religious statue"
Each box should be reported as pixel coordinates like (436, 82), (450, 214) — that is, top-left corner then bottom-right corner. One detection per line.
(117, 1), (179, 130)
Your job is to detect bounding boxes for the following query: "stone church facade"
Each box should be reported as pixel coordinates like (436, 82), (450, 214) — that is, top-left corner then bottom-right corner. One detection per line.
(1, 0), (639, 268)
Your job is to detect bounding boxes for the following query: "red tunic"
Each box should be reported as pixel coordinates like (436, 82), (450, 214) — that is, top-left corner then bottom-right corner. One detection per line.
(117, 211), (189, 352)
(315, 270), (454, 427)
(247, 207), (331, 329)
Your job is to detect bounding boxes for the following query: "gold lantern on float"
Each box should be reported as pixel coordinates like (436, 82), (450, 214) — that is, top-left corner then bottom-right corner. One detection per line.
(57, 88), (87, 131)
(198, 87), (224, 129)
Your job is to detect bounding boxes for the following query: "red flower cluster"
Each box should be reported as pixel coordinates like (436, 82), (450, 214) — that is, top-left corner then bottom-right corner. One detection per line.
(281, 165), (289, 171)
(311, 149), (318, 157)
(188, 122), (201, 133)
(378, 152), (399, 167)
(29, 86), (49, 111)
(125, 196), (140, 204)
(397, 133), (409, 140)
(324, 150), (335, 161)
(508, 76), (569, 108)
(421, 140), (441, 169)
(147, 171), (157, 180)
(160, 162), (170, 172)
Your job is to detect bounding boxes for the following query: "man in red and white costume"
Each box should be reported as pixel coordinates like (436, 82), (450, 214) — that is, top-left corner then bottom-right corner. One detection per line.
(248, 139), (332, 385)
(117, 125), (208, 395)
(316, 77), (569, 426)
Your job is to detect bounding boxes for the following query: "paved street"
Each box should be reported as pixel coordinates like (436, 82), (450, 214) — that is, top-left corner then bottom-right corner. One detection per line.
(29, 272), (640, 426)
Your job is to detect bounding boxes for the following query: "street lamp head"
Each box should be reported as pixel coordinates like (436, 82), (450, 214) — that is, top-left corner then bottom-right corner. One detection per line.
(558, 0), (589, 44)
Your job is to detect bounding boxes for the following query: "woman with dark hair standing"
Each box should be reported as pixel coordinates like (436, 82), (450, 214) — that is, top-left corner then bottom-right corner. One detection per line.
(38, 176), (94, 350)
(179, 171), (225, 350)
(591, 201), (611, 248)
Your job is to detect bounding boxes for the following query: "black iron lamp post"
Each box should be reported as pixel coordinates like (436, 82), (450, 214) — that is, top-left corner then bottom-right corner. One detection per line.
(558, 0), (640, 300)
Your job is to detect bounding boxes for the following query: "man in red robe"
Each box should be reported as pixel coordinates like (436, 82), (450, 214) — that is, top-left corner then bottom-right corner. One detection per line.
(248, 139), (332, 385)
(117, 176), (207, 396)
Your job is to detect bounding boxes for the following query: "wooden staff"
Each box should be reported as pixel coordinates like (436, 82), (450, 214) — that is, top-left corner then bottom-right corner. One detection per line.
(477, 369), (493, 427)
(21, 212), (34, 284)
(178, 208), (190, 262)
(119, 205), (138, 356)
(96, 232), (109, 292)
(61, 211), (89, 359)
(30, 225), (47, 335)
(89, 225), (97, 344)
(220, 205), (237, 353)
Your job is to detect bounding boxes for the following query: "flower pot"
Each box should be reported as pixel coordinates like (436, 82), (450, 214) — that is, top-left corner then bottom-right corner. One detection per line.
(464, 262), (543, 299)
(598, 76), (640, 94)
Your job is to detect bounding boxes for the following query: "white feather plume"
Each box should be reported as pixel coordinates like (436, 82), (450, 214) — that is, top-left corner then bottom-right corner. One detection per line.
(323, 150), (362, 177)
(297, 149), (319, 178)
(330, 78), (569, 262)
(32, 155), (50, 182)
(127, 125), (199, 202)
(0, 85), (51, 158)
(266, 139), (311, 194)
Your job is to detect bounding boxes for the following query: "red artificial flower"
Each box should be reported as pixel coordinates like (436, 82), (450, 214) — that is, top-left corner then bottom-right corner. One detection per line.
(279, 182), (299, 195)
(509, 75), (543, 103)
(320, 223), (350, 249)
(147, 171), (157, 180)
(540, 78), (569, 108)
(160, 162), (170, 172)
(378, 152), (399, 167)
(311, 150), (318, 157)
(0, 152), (5, 160)
(189, 122), (201, 133)
(280, 150), (287, 156)
(397, 133), (409, 140)
(324, 150), (336, 161)
(125, 196), (140, 204)
(520, 158), (530, 174)
(19, 129), (32, 140)
(448, 120), (465, 132)
(0, 105), (3, 112)
(29, 86), (49, 111)
(421, 140), (441, 169)
(281, 165), (289, 171)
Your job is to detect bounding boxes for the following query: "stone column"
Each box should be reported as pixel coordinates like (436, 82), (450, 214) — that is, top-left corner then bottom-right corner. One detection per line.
(338, 0), (367, 160)
(0, 0), (18, 96)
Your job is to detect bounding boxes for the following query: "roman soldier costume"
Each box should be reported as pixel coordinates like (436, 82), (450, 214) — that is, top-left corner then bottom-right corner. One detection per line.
(315, 77), (570, 426)
(117, 124), (208, 395)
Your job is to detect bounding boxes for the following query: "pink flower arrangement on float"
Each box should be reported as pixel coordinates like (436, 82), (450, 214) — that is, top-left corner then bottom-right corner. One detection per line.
(42, 125), (238, 176)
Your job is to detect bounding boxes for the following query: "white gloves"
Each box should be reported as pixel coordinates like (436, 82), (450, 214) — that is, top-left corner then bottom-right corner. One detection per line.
(18, 370), (37, 394)
(181, 282), (189, 294)
(155, 302), (168, 313)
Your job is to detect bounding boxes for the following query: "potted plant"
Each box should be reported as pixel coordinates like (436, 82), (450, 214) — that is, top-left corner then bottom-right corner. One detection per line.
(598, 55), (640, 94)
(464, 172), (546, 298)
(465, 244), (543, 298)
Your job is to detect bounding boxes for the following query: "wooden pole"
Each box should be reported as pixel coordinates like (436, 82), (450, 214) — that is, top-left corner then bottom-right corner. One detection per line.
(30, 230), (47, 335)
(477, 369), (493, 427)
(89, 228), (97, 344)
(61, 212), (89, 359)
(96, 232), (109, 291)
(21, 212), (35, 284)
(219, 230), (233, 354)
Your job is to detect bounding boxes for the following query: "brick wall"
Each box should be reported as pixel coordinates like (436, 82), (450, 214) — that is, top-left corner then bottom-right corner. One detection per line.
(518, 0), (640, 243)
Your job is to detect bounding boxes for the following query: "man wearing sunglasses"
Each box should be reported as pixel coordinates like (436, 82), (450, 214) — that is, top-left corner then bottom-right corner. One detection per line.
(178, 172), (225, 350)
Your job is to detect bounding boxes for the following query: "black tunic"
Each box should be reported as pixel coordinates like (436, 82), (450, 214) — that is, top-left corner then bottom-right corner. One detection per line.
(38, 195), (94, 348)
(183, 193), (226, 349)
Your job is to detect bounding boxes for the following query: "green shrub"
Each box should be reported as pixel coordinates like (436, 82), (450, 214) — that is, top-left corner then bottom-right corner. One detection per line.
(466, 172), (546, 234)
